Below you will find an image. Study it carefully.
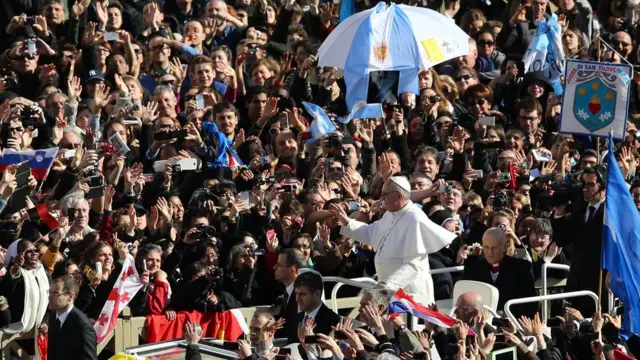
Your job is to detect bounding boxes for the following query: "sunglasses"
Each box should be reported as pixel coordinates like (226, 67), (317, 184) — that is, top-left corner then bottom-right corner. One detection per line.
(467, 98), (486, 106)
(456, 74), (473, 81)
(478, 39), (495, 47)
(160, 79), (176, 86)
(134, 49), (143, 55)
(8, 127), (24, 133)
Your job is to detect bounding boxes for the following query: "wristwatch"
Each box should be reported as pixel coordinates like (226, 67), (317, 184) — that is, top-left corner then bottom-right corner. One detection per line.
(398, 324), (407, 331)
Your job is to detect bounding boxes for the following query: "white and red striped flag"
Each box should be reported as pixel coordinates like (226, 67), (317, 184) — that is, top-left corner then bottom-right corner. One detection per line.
(94, 255), (144, 343)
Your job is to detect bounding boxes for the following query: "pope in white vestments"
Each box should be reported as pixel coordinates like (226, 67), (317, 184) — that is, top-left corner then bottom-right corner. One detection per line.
(330, 176), (456, 304)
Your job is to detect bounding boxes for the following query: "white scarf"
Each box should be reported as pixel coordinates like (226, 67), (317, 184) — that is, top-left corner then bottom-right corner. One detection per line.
(3, 265), (49, 335)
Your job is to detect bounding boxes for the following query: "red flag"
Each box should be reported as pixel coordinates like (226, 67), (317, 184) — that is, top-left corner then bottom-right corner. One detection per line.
(508, 163), (517, 189)
(145, 310), (247, 343)
(38, 333), (47, 360)
(29, 204), (59, 232)
(614, 349), (634, 360)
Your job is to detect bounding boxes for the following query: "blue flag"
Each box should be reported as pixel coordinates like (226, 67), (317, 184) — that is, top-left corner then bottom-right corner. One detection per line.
(302, 102), (337, 145)
(200, 122), (244, 168)
(338, 0), (356, 23)
(522, 14), (565, 94)
(602, 135), (640, 335)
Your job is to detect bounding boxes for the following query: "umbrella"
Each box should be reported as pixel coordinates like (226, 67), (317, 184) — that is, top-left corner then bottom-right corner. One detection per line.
(317, 2), (469, 118)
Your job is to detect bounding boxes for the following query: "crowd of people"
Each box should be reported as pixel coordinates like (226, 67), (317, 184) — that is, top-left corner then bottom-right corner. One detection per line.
(0, 0), (638, 358)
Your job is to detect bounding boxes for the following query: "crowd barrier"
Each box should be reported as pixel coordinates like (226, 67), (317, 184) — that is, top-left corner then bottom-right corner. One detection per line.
(504, 290), (599, 332)
(0, 266), (577, 358)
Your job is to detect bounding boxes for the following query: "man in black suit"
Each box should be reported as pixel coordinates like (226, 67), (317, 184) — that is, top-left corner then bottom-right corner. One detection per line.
(48, 275), (98, 360)
(463, 228), (536, 318)
(552, 166), (607, 316)
(271, 248), (306, 341)
(289, 271), (340, 344)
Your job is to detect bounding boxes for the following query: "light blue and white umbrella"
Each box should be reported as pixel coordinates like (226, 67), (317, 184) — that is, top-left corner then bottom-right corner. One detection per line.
(317, 2), (469, 120)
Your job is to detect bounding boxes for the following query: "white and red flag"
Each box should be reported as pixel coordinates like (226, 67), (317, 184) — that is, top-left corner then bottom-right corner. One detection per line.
(94, 255), (144, 343)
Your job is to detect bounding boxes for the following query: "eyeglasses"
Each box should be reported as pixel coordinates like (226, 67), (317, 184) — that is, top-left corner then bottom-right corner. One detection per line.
(477, 39), (495, 47)
(159, 124), (175, 129)
(8, 127), (24, 133)
(467, 98), (486, 106)
(134, 49), (143, 55)
(456, 74), (473, 81)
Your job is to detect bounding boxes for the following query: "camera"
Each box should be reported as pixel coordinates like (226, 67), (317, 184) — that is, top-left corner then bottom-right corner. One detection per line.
(154, 129), (188, 141)
(209, 267), (223, 278)
(429, 95), (441, 103)
(328, 133), (343, 148)
(192, 223), (217, 242)
(259, 155), (270, 170)
(493, 193), (509, 209)
(257, 176), (276, 185)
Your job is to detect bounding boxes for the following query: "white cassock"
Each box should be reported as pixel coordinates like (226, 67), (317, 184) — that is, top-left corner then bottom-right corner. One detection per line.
(340, 201), (456, 304)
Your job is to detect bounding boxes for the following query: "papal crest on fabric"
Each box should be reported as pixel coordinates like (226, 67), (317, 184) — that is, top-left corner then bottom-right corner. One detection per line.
(572, 76), (617, 132)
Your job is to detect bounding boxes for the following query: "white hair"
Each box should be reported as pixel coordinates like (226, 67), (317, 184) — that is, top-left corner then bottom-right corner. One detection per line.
(60, 193), (88, 213)
(153, 85), (177, 101)
(483, 227), (508, 247)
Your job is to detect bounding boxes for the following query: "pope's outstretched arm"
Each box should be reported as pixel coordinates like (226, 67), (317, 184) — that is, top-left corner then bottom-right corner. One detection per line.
(340, 218), (376, 246)
(329, 204), (375, 246)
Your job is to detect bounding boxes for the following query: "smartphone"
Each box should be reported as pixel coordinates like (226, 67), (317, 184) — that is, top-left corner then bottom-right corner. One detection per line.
(266, 229), (276, 241)
(472, 169), (483, 179)
(278, 348), (292, 356)
(222, 341), (239, 351)
(413, 352), (427, 360)
(104, 32), (119, 41)
(305, 335), (319, 344)
(546, 317), (562, 327)
(478, 116), (496, 127)
(532, 149), (551, 162)
(195, 94), (205, 110)
(492, 317), (510, 328)
(438, 151), (448, 161)
(63, 149), (77, 159)
(279, 112), (289, 129)
(95, 261), (103, 278)
(440, 185), (452, 193)
(86, 185), (105, 199)
(26, 16), (36, 25)
(335, 331), (348, 340)
(494, 334), (506, 343)
(347, 201), (361, 212)
(27, 39), (37, 54)
(143, 173), (155, 183)
(123, 118), (142, 126)
(513, 248), (528, 260)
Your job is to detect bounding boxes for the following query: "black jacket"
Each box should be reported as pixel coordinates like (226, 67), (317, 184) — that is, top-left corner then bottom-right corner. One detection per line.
(288, 303), (341, 344)
(462, 255), (537, 318)
(272, 288), (298, 341)
(47, 307), (98, 360)
(551, 203), (606, 315)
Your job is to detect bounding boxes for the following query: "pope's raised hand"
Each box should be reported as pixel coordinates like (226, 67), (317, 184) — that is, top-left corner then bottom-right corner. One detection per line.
(329, 203), (349, 226)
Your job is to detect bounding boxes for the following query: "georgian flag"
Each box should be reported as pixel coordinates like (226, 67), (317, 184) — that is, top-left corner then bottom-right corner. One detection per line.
(94, 255), (144, 343)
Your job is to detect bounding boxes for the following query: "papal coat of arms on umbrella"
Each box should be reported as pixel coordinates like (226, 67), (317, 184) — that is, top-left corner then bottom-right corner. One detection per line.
(572, 75), (617, 132)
